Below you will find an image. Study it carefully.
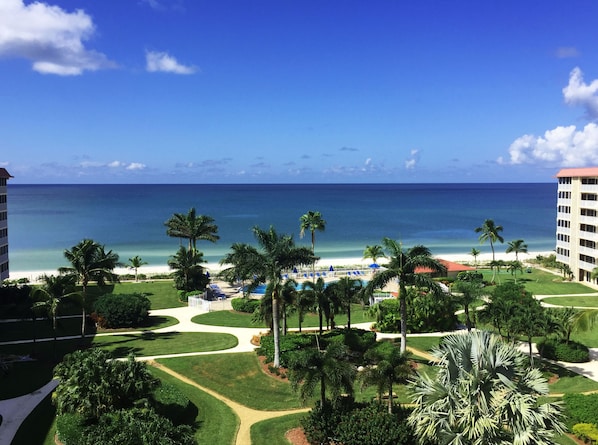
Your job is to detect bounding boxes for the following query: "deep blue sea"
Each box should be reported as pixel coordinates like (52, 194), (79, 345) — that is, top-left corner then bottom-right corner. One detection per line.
(7, 183), (557, 272)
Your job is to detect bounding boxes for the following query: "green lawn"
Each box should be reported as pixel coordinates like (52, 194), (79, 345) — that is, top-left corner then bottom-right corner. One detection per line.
(479, 268), (595, 295)
(157, 352), (306, 410)
(112, 280), (186, 309)
(251, 413), (305, 445)
(542, 295), (598, 308)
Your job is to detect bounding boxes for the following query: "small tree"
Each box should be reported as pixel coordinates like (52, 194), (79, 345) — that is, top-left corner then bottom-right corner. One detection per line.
(127, 255), (148, 282)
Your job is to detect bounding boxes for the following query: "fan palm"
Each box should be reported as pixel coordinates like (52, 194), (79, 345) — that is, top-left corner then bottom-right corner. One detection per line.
(165, 207), (219, 251)
(59, 239), (120, 337)
(365, 238), (445, 353)
(408, 330), (565, 445)
(506, 238), (528, 261)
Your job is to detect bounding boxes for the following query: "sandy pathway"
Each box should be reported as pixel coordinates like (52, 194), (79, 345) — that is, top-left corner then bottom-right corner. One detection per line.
(148, 360), (310, 445)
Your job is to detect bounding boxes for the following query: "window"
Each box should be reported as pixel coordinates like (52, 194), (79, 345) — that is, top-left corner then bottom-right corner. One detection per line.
(559, 191), (572, 199)
(581, 224), (597, 233)
(558, 219), (571, 228)
(582, 193), (598, 201)
(0, 195), (6, 204)
(582, 178), (598, 184)
(0, 178), (6, 186)
(580, 254), (596, 264)
(0, 212), (6, 221)
(581, 208), (598, 217)
(557, 247), (570, 257)
(0, 228), (7, 238)
(558, 205), (571, 213)
(580, 239), (597, 249)
(559, 177), (572, 184)
(558, 233), (570, 242)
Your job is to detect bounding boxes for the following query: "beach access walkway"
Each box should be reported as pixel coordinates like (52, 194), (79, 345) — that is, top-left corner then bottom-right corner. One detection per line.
(4, 293), (598, 445)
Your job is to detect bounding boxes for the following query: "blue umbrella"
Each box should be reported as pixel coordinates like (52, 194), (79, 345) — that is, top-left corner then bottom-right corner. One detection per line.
(329, 265), (334, 271)
(369, 263), (380, 269)
(293, 267), (298, 273)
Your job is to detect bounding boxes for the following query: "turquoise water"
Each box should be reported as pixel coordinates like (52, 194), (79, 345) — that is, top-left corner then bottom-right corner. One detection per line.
(7, 183), (557, 271)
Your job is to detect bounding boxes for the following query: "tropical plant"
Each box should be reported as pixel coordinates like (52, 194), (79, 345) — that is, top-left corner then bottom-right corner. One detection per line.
(218, 242), (260, 296)
(364, 239), (445, 353)
(506, 238), (528, 261)
(475, 219), (504, 282)
(288, 341), (355, 406)
(507, 260), (524, 282)
(300, 210), (326, 279)
(363, 244), (386, 265)
(59, 239), (120, 337)
(233, 225), (313, 367)
(479, 282), (534, 341)
(408, 330), (565, 445)
(359, 341), (413, 413)
(164, 207), (219, 251)
(31, 274), (78, 344)
(325, 276), (363, 329)
(93, 293), (151, 328)
(452, 278), (484, 331)
(127, 255), (148, 282)
(302, 277), (331, 334)
(167, 246), (207, 292)
(470, 247), (481, 268)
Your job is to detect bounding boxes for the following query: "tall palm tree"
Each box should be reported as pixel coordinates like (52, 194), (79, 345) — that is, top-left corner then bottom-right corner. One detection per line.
(127, 255), (147, 282)
(325, 276), (363, 330)
(32, 274), (78, 342)
(506, 238), (528, 261)
(302, 277), (331, 334)
(470, 247), (481, 268)
(59, 239), (120, 337)
(219, 242), (261, 297)
(365, 238), (445, 353)
(363, 244), (385, 265)
(408, 331), (565, 445)
(475, 218), (504, 263)
(241, 225), (314, 367)
(288, 342), (355, 406)
(359, 341), (413, 414)
(299, 210), (326, 255)
(165, 208), (219, 251)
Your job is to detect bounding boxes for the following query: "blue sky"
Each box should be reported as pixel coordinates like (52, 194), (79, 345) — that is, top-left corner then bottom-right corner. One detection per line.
(1, 0), (598, 184)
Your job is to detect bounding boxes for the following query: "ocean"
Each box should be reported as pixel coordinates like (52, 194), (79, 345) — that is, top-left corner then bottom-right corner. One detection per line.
(7, 183), (557, 272)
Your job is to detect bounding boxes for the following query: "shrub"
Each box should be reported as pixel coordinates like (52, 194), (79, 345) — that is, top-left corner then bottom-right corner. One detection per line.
(93, 293), (150, 328)
(152, 383), (197, 426)
(537, 338), (590, 363)
(564, 394), (598, 429)
(56, 413), (86, 445)
(323, 328), (377, 355)
(572, 423), (598, 444)
(301, 398), (354, 445)
(257, 333), (315, 367)
(231, 297), (261, 313)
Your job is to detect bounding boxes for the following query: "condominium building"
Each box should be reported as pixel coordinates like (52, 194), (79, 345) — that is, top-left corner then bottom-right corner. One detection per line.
(0, 168), (12, 281)
(556, 167), (598, 283)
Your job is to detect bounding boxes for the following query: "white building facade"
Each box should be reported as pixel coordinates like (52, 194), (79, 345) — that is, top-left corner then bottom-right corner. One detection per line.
(0, 168), (12, 281)
(556, 167), (598, 283)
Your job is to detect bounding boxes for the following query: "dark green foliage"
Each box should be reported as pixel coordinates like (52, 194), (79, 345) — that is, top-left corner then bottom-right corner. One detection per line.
(301, 399), (415, 445)
(93, 293), (151, 328)
(152, 383), (198, 426)
(323, 328), (377, 356)
(537, 338), (590, 363)
(231, 297), (261, 313)
(258, 333), (315, 368)
(563, 393), (598, 429)
(55, 412), (86, 445)
(83, 408), (195, 445)
(0, 283), (32, 318)
(456, 271), (484, 282)
(336, 403), (414, 445)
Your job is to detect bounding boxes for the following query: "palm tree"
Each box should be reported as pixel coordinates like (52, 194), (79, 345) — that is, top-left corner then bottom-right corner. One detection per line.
(470, 247), (480, 268)
(452, 279), (484, 331)
(325, 276), (363, 329)
(408, 330), (565, 445)
(300, 210), (326, 279)
(32, 274), (78, 343)
(127, 255), (147, 282)
(474, 218), (504, 264)
(167, 246), (206, 292)
(359, 341), (413, 413)
(363, 244), (385, 265)
(365, 238), (445, 353)
(506, 238), (528, 261)
(59, 239), (120, 337)
(219, 242), (261, 297)
(288, 342), (355, 406)
(165, 208), (219, 251)
(507, 260), (523, 282)
(242, 225), (314, 367)
(302, 277), (330, 334)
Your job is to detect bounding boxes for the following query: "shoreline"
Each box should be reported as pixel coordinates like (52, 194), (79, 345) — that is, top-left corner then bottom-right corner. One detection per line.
(7, 250), (552, 284)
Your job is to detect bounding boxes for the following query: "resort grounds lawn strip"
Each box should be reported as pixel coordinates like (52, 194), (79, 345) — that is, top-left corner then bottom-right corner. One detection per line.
(0, 315), (178, 343)
(192, 303), (375, 329)
(405, 335), (442, 353)
(111, 280), (186, 309)
(479, 268), (594, 295)
(157, 352), (306, 410)
(542, 296), (598, 308)
(150, 365), (238, 445)
(251, 412), (305, 445)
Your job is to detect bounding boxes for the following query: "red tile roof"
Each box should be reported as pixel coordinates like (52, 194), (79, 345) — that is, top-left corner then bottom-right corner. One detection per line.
(0, 168), (13, 179)
(555, 167), (598, 178)
(415, 259), (475, 274)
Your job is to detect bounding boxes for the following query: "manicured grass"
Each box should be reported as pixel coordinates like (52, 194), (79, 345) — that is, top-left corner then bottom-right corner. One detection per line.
(406, 335), (443, 353)
(193, 303), (375, 329)
(157, 352), (306, 410)
(479, 268), (594, 295)
(541, 361), (598, 394)
(542, 296), (598, 308)
(94, 331), (238, 357)
(0, 315), (178, 343)
(111, 280), (186, 309)
(150, 365), (239, 445)
(251, 412), (305, 445)
(570, 329), (598, 348)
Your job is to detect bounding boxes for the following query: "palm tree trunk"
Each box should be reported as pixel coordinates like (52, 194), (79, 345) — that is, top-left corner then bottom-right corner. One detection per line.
(399, 284), (407, 354)
(388, 382), (393, 414)
(272, 294), (281, 368)
(320, 375), (326, 405)
(347, 304), (351, 330)
(81, 284), (87, 338)
(318, 307), (323, 335)
(465, 305), (471, 331)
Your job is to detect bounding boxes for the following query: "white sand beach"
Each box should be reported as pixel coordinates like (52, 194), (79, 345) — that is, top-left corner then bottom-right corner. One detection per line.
(7, 250), (553, 284)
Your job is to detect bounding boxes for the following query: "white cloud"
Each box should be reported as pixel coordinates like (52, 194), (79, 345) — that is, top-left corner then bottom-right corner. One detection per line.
(405, 149), (419, 169)
(126, 162), (146, 170)
(145, 50), (197, 74)
(563, 67), (598, 120)
(0, 0), (115, 75)
(108, 161), (123, 168)
(507, 123), (598, 167)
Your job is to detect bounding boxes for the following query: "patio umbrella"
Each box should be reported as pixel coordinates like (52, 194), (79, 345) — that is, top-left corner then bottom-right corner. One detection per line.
(369, 263), (380, 269)
(293, 267), (298, 273)
(329, 265), (334, 271)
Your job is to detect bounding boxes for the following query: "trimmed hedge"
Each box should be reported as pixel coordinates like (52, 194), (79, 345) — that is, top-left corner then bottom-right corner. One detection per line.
(537, 338), (590, 363)
(231, 297), (261, 313)
(93, 293), (150, 328)
(564, 393), (598, 429)
(572, 423), (598, 444)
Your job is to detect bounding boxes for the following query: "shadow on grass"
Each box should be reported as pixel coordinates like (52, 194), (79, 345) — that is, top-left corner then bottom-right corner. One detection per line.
(100, 331), (182, 358)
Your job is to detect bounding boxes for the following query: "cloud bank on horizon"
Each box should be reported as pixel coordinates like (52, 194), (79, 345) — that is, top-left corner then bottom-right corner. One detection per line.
(1, 0), (598, 183)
